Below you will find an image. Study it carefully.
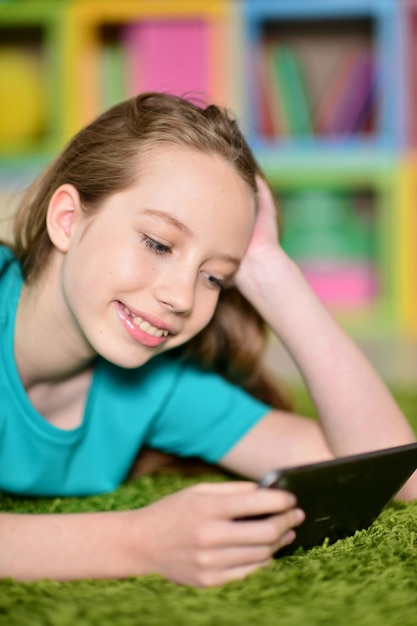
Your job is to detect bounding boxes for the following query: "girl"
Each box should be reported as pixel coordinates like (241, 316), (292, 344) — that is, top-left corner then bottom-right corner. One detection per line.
(0, 93), (416, 587)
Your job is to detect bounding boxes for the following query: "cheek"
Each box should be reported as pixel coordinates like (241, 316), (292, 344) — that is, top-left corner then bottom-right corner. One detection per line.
(192, 288), (220, 331)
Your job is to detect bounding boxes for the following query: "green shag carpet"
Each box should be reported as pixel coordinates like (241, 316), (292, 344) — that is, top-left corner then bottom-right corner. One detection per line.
(1, 388), (417, 626)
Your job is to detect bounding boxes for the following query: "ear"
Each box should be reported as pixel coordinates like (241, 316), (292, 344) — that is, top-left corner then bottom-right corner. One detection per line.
(46, 184), (82, 253)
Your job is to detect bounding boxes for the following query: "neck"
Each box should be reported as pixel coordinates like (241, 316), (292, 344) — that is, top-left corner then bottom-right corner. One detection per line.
(15, 263), (95, 389)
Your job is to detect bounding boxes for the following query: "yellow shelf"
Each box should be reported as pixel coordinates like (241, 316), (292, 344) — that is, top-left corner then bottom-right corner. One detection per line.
(398, 157), (417, 337)
(63, 0), (233, 138)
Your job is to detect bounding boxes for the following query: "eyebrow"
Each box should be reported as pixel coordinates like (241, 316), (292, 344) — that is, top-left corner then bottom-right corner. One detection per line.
(139, 208), (192, 235)
(139, 207), (240, 266)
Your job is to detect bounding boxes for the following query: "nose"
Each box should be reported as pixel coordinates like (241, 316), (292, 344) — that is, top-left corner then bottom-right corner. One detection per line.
(155, 271), (196, 315)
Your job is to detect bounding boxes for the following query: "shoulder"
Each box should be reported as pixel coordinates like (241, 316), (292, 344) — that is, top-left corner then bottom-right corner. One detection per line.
(0, 245), (21, 289)
(144, 356), (271, 462)
(153, 352), (272, 422)
(0, 246), (22, 323)
(0, 245), (16, 274)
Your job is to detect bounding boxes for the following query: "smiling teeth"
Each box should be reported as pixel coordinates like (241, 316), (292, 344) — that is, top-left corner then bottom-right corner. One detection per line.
(123, 307), (168, 337)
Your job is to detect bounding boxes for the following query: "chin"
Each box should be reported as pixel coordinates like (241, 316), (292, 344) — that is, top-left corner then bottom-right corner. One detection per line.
(96, 346), (156, 370)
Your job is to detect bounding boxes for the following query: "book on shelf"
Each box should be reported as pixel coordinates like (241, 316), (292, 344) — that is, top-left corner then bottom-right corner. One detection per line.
(255, 40), (377, 141)
(253, 44), (288, 137)
(315, 45), (376, 136)
(101, 39), (127, 109)
(314, 47), (360, 134)
(280, 190), (376, 307)
(301, 262), (378, 308)
(122, 20), (208, 99)
(349, 57), (377, 134)
(270, 45), (313, 137)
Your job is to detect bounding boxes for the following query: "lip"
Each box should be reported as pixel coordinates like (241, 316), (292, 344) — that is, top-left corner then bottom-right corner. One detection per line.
(115, 301), (177, 348)
(118, 301), (178, 335)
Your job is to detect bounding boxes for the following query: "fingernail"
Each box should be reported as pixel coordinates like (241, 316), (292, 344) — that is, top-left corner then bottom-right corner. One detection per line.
(295, 508), (305, 523)
(286, 493), (297, 507)
(284, 530), (296, 545)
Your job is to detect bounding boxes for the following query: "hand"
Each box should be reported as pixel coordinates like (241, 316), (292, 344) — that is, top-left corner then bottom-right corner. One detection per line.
(243, 175), (280, 258)
(131, 481), (304, 587)
(234, 175), (285, 297)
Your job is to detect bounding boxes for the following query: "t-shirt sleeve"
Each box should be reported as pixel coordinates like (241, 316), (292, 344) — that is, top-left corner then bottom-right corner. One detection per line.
(144, 360), (271, 463)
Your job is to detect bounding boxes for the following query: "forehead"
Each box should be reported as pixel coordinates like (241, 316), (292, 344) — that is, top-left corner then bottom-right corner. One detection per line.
(137, 145), (256, 224)
(140, 143), (250, 178)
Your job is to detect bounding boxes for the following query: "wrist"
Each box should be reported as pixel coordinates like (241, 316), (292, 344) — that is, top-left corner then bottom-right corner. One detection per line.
(236, 246), (335, 350)
(63, 509), (152, 580)
(236, 246), (302, 302)
(70, 510), (143, 580)
(117, 508), (155, 578)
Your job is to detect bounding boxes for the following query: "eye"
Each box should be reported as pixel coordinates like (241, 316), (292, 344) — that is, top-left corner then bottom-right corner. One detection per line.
(141, 235), (172, 255)
(202, 271), (225, 290)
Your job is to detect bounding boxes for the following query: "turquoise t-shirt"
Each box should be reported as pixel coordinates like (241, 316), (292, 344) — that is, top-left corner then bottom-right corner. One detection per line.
(0, 247), (270, 497)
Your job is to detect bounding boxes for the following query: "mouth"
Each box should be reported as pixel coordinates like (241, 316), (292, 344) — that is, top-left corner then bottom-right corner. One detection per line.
(120, 303), (172, 338)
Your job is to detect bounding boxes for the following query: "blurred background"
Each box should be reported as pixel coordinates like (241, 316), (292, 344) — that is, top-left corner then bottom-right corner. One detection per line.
(0, 0), (416, 385)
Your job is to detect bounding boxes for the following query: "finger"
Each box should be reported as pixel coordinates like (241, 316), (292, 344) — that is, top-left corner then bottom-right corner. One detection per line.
(195, 559), (270, 588)
(192, 481), (258, 495)
(216, 486), (298, 521)
(203, 507), (304, 552)
(256, 175), (275, 210)
(193, 481), (295, 511)
(232, 507), (304, 542)
(221, 560), (271, 585)
(198, 532), (296, 573)
(188, 482), (298, 526)
(192, 522), (300, 586)
(273, 529), (297, 554)
(197, 546), (272, 578)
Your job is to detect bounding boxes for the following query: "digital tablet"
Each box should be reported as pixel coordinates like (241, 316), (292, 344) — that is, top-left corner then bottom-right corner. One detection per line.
(258, 442), (417, 557)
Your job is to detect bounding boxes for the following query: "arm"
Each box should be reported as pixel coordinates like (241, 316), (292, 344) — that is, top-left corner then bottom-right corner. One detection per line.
(229, 177), (417, 499)
(0, 481), (303, 586)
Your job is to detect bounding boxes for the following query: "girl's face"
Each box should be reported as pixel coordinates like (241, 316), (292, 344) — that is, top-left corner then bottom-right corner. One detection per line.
(58, 147), (256, 368)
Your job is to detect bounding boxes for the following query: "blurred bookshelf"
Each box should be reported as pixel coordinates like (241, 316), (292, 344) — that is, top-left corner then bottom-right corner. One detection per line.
(0, 0), (417, 353)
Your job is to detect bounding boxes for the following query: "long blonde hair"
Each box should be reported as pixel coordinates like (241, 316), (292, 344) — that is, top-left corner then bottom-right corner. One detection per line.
(10, 92), (291, 410)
